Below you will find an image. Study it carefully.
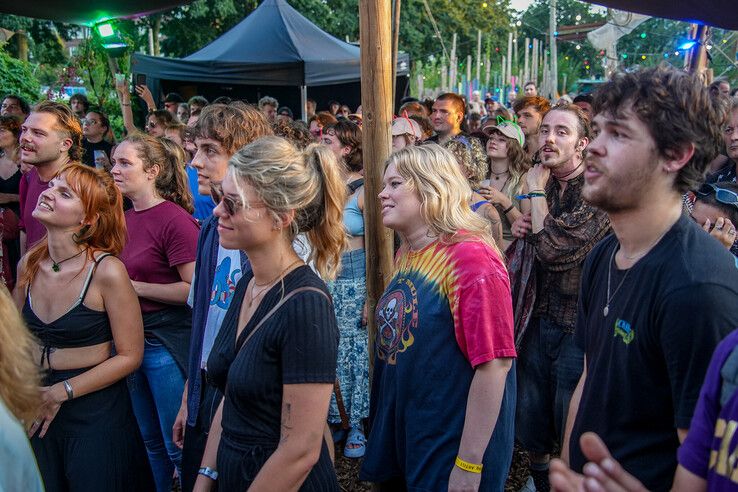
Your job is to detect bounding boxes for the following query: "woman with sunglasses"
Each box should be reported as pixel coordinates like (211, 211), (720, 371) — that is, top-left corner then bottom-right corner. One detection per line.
(477, 118), (531, 251)
(321, 120), (371, 458)
(15, 163), (153, 491)
(690, 182), (738, 255)
(360, 144), (516, 491)
(193, 136), (345, 491)
(308, 111), (338, 140)
(111, 133), (199, 492)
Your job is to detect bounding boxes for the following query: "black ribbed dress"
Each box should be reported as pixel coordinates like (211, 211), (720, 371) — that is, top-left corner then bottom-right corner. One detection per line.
(207, 265), (340, 490)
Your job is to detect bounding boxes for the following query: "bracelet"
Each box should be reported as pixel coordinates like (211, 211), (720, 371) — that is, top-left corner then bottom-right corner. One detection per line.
(198, 467), (218, 481)
(63, 380), (74, 400)
(515, 192), (546, 200)
(121, 102), (131, 106)
(455, 456), (483, 474)
(502, 204), (515, 214)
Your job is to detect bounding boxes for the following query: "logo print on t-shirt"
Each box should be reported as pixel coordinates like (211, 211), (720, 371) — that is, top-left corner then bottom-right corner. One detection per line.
(614, 318), (635, 344)
(376, 276), (419, 365)
(210, 256), (241, 309)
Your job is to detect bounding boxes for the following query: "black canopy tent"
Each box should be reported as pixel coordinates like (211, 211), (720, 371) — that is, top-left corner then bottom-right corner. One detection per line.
(588, 0), (738, 31)
(131, 0), (410, 118)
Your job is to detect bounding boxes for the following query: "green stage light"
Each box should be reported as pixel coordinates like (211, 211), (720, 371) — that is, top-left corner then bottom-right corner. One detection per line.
(96, 22), (115, 38)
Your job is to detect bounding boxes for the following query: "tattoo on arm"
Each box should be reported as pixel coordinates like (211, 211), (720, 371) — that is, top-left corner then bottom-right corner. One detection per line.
(280, 402), (293, 444)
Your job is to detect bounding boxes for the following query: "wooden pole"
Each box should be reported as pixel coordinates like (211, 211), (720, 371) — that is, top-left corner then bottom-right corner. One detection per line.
(450, 33), (458, 92)
(359, 0), (395, 367)
(17, 30), (28, 62)
(688, 24), (710, 81)
(524, 37), (530, 83)
(532, 39), (539, 85)
(501, 55), (507, 99)
(391, 0), (401, 104)
(506, 32), (513, 85)
(476, 29), (482, 85)
(485, 56), (491, 93)
(549, 0), (558, 97)
(467, 54), (472, 96)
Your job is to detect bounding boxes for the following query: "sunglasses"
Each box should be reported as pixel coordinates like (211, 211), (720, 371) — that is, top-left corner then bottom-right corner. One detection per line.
(696, 183), (738, 209)
(209, 182), (266, 216)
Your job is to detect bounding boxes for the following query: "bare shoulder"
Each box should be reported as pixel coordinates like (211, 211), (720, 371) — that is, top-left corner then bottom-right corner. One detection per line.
(92, 254), (129, 286)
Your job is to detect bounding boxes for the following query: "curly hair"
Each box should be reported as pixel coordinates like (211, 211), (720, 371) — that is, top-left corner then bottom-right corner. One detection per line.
(592, 64), (727, 193)
(442, 136), (488, 189)
(272, 120), (313, 149)
(324, 119), (363, 172)
(194, 102), (273, 155)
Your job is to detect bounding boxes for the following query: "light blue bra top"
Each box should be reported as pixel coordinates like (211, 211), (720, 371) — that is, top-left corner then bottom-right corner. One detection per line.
(343, 192), (364, 237)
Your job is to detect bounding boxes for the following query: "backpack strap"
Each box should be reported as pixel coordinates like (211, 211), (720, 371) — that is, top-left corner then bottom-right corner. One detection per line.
(236, 286), (330, 353)
(347, 178), (364, 194)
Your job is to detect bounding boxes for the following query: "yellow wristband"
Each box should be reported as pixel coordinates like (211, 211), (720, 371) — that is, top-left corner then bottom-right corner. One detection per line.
(455, 456), (483, 473)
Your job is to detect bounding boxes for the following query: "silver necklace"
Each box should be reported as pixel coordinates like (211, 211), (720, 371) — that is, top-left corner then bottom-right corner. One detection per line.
(603, 244), (631, 317)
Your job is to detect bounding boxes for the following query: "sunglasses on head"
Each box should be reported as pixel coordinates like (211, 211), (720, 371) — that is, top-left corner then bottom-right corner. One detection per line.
(209, 182), (266, 216)
(696, 183), (738, 210)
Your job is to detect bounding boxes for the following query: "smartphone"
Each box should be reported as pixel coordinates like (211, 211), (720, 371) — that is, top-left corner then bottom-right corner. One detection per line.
(136, 74), (146, 87)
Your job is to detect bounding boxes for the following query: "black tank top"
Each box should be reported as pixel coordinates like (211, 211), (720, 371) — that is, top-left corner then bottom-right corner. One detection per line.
(23, 254), (114, 353)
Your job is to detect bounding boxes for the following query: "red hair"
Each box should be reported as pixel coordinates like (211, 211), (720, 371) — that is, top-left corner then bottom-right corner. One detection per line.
(19, 163), (126, 289)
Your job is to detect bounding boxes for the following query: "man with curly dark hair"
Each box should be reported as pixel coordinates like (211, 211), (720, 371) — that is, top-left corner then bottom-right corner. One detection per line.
(560, 65), (738, 491)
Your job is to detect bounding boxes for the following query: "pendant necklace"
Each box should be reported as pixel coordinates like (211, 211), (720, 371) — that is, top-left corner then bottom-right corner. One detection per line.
(50, 248), (88, 273)
(245, 259), (304, 308)
(603, 244), (630, 317)
(490, 169), (509, 181)
(603, 229), (669, 316)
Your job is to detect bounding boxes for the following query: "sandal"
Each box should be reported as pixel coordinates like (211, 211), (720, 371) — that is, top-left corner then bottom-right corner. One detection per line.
(343, 427), (366, 459)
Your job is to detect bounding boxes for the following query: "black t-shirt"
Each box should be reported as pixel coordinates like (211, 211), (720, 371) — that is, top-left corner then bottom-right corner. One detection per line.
(81, 139), (113, 168)
(207, 265), (339, 443)
(570, 214), (738, 491)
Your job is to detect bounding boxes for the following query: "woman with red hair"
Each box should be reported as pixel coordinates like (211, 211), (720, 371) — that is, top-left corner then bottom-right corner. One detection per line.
(14, 163), (153, 491)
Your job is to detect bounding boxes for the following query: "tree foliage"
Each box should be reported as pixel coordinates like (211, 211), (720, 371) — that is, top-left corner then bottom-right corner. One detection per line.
(0, 49), (42, 102)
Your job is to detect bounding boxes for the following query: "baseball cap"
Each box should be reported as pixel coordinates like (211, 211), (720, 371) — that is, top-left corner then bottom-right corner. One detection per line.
(391, 116), (422, 139)
(278, 106), (293, 118)
(482, 116), (525, 147)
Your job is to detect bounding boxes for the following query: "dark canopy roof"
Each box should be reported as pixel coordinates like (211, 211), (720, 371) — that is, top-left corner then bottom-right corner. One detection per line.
(0, 1), (188, 25)
(132, 0), (409, 87)
(589, 0), (738, 31)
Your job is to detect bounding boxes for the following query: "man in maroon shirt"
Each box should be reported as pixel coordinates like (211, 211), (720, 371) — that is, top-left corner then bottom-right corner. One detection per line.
(19, 102), (82, 253)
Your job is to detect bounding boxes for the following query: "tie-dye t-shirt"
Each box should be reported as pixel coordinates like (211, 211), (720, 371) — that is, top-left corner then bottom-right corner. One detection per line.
(360, 237), (517, 491)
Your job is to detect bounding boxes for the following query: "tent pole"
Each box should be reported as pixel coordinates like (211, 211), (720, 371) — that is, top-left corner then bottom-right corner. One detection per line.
(300, 85), (308, 122)
(359, 0), (394, 376)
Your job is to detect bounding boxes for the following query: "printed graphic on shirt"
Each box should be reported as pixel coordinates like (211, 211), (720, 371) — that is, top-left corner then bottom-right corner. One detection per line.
(210, 256), (241, 309)
(709, 418), (738, 482)
(614, 318), (635, 345)
(376, 277), (418, 364)
(375, 244), (460, 364)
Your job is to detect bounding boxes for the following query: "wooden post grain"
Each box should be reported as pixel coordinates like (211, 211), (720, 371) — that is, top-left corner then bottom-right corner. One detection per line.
(360, 0), (395, 374)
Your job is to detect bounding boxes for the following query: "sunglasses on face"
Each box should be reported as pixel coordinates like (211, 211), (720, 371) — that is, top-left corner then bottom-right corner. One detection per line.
(696, 183), (738, 210)
(209, 182), (266, 216)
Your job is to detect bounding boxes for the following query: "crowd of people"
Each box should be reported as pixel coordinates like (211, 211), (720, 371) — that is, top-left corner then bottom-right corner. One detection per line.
(1, 64), (738, 492)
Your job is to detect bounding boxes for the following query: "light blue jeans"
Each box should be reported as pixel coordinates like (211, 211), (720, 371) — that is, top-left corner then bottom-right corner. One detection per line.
(128, 337), (185, 492)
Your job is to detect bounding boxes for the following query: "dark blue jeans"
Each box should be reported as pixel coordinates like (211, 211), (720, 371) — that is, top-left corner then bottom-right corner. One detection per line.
(128, 337), (185, 492)
(515, 317), (584, 455)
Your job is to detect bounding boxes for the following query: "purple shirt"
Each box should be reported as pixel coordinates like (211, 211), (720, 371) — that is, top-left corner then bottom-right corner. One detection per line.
(679, 329), (738, 490)
(120, 201), (199, 313)
(18, 168), (50, 248)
